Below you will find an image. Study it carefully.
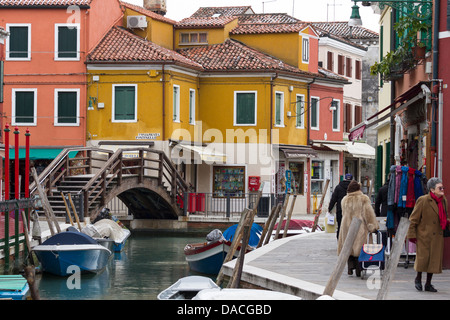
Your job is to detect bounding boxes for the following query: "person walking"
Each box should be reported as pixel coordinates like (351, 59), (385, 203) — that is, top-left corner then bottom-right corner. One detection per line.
(407, 177), (450, 292)
(328, 173), (353, 239)
(338, 180), (379, 277)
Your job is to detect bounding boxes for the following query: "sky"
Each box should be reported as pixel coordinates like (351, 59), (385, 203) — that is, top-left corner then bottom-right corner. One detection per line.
(125, 0), (381, 32)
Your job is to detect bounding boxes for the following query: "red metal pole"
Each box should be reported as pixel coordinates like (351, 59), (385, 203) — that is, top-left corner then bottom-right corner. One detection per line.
(4, 124), (9, 200)
(25, 129), (30, 199)
(14, 126), (19, 199)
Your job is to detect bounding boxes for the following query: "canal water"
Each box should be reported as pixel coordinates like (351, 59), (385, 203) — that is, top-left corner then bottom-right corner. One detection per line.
(35, 232), (207, 300)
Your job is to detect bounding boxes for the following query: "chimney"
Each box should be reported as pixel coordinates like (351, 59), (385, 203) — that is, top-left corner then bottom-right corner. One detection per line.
(143, 0), (167, 16)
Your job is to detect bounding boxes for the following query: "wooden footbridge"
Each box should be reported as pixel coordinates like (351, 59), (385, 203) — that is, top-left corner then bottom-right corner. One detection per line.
(29, 147), (188, 220)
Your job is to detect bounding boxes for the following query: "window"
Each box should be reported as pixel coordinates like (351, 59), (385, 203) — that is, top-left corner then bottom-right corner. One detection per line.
(173, 85), (180, 122)
(112, 84), (137, 122)
(6, 24), (31, 60)
(54, 89), (79, 126)
(346, 57), (352, 77)
(311, 160), (324, 194)
(332, 99), (340, 131)
(302, 36), (309, 63)
(337, 55), (345, 75)
(213, 166), (245, 198)
(296, 94), (305, 128)
(12, 89), (37, 126)
(310, 97), (319, 130)
(355, 60), (362, 80)
(179, 32), (208, 45)
(234, 91), (257, 126)
(354, 105), (362, 126)
(189, 89), (195, 124)
(327, 51), (333, 71)
(275, 91), (284, 127)
(55, 24), (80, 60)
(288, 162), (304, 195)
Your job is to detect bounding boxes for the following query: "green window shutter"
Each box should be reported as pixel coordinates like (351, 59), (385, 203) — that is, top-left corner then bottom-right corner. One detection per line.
(15, 91), (34, 123)
(296, 96), (303, 127)
(275, 93), (282, 125)
(375, 145), (383, 192)
(236, 92), (255, 125)
(311, 98), (318, 128)
(58, 26), (77, 58)
(9, 26), (28, 58)
(57, 91), (77, 123)
(114, 86), (135, 121)
(173, 86), (179, 121)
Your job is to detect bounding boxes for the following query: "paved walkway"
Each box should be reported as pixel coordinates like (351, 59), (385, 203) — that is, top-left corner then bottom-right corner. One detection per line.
(221, 220), (450, 300)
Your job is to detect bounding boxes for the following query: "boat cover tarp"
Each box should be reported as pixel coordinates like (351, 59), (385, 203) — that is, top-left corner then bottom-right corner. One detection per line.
(91, 219), (126, 241)
(42, 231), (98, 245)
(222, 223), (263, 247)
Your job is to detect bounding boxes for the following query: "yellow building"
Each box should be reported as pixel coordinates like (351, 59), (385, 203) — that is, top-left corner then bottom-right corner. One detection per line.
(85, 4), (348, 214)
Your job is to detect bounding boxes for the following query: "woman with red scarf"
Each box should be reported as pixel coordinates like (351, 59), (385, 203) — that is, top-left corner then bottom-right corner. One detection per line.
(407, 177), (450, 292)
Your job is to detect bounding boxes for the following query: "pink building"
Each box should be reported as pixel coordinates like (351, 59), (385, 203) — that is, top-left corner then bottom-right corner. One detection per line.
(0, 0), (123, 197)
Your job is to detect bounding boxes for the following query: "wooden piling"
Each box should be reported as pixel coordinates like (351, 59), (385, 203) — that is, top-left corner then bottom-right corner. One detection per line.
(61, 192), (74, 226)
(257, 204), (278, 248)
(263, 203), (282, 246)
(377, 217), (410, 300)
(312, 179), (330, 232)
(283, 194), (297, 238)
(274, 194), (290, 239)
(228, 223), (251, 288)
(323, 217), (362, 297)
(68, 193), (82, 231)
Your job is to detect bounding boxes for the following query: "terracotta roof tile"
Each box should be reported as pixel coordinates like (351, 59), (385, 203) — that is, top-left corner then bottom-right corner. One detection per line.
(175, 16), (237, 29)
(191, 6), (254, 18)
(311, 21), (378, 40)
(87, 26), (203, 70)
(178, 38), (320, 78)
(120, 1), (177, 25)
(231, 22), (308, 35)
(0, 0), (91, 6)
(237, 13), (299, 24)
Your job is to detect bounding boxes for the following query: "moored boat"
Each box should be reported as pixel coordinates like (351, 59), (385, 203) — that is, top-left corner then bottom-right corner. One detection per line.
(157, 276), (219, 300)
(33, 231), (112, 276)
(193, 288), (302, 300)
(184, 223), (262, 275)
(0, 275), (30, 300)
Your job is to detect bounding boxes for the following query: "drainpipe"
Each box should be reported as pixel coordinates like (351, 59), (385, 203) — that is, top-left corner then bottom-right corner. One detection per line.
(270, 73), (278, 145)
(306, 77), (316, 214)
(162, 64), (166, 142)
(432, 0), (441, 178)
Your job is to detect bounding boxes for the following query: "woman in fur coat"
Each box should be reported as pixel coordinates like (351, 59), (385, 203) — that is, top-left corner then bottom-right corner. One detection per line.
(407, 177), (450, 292)
(338, 180), (379, 276)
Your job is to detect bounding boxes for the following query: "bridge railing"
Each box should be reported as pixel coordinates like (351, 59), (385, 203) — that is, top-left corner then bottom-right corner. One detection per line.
(29, 146), (115, 197)
(183, 192), (286, 218)
(81, 147), (188, 217)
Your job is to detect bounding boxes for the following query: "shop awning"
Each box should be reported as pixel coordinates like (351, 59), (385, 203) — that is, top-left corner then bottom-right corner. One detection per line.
(349, 81), (431, 141)
(280, 146), (317, 159)
(313, 141), (375, 159)
(178, 144), (227, 163)
(3, 148), (78, 160)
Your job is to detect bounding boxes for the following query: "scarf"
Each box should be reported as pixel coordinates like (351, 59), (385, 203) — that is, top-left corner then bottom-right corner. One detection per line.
(430, 191), (447, 230)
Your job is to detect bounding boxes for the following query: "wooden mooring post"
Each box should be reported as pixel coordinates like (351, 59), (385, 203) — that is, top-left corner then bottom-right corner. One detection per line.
(323, 217), (362, 297)
(377, 217), (410, 300)
(312, 179), (330, 232)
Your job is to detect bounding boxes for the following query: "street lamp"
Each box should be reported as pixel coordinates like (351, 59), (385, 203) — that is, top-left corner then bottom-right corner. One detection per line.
(348, 0), (433, 25)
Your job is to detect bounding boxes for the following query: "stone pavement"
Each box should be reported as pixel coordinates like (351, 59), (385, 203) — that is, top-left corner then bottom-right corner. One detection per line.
(221, 218), (450, 300)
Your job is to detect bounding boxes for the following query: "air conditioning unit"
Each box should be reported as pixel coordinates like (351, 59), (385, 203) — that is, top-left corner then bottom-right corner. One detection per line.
(127, 15), (148, 29)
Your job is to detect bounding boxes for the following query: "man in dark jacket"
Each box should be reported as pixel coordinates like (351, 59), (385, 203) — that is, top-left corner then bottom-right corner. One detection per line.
(328, 173), (352, 239)
(375, 181), (389, 217)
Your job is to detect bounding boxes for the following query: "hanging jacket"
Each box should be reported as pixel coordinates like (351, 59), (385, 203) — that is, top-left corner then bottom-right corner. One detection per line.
(387, 165), (396, 207)
(406, 167), (415, 208)
(414, 170), (424, 200)
(395, 165), (402, 204)
(398, 166), (409, 208)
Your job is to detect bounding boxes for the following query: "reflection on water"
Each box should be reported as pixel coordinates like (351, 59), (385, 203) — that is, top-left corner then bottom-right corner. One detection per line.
(36, 233), (205, 300)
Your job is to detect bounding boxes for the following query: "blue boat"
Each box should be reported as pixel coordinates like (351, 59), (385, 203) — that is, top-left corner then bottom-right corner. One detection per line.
(0, 275), (30, 300)
(33, 231), (112, 276)
(184, 223), (262, 275)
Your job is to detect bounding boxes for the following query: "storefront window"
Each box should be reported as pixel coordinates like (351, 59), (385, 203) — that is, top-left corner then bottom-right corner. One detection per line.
(213, 166), (245, 198)
(288, 162), (304, 195)
(311, 160), (324, 194)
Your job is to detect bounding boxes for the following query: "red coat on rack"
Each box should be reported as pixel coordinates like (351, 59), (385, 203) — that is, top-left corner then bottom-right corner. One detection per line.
(406, 167), (416, 208)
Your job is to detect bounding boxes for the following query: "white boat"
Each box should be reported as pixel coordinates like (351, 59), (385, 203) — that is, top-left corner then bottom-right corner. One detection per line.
(82, 219), (131, 252)
(157, 276), (219, 300)
(193, 288), (302, 300)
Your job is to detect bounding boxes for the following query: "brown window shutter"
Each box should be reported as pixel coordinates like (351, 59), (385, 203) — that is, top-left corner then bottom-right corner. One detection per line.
(327, 51), (333, 71)
(345, 103), (352, 132)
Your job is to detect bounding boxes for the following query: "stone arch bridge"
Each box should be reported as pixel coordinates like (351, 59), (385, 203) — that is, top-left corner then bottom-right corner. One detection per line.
(29, 147), (188, 220)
